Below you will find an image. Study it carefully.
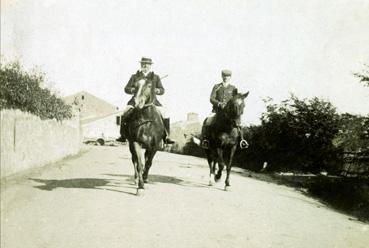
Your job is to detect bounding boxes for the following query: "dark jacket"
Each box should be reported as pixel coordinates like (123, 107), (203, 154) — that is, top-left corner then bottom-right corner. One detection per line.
(210, 82), (238, 113)
(124, 71), (164, 106)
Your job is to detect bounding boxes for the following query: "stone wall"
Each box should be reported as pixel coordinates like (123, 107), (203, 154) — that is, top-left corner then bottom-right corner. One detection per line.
(0, 109), (82, 178)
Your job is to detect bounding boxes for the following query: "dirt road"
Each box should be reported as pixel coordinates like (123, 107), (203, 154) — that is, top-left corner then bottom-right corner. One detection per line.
(1, 145), (368, 248)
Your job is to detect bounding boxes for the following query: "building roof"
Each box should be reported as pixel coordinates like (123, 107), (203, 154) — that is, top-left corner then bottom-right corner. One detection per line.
(63, 91), (119, 120)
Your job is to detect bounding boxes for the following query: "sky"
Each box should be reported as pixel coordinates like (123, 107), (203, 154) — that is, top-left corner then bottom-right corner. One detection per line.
(1, 0), (369, 124)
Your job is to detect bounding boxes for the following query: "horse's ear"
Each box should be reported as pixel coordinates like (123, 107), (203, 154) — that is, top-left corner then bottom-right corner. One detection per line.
(241, 91), (249, 99)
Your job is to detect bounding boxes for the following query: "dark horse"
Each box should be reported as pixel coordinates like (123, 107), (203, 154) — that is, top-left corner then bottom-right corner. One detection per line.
(204, 92), (249, 191)
(125, 80), (165, 196)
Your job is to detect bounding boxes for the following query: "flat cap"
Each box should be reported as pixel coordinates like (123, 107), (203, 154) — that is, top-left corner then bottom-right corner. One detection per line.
(139, 57), (153, 64)
(221, 69), (232, 76)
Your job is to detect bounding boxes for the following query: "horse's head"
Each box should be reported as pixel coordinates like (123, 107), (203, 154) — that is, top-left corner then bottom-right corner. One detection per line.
(134, 79), (154, 109)
(224, 91), (249, 120)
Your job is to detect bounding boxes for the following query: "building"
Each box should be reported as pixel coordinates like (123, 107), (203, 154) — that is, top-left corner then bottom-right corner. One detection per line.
(63, 91), (119, 120)
(171, 112), (202, 146)
(81, 111), (123, 141)
(63, 91), (121, 142)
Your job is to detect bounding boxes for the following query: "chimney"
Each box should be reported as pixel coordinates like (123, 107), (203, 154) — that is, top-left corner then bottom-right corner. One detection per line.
(187, 112), (199, 123)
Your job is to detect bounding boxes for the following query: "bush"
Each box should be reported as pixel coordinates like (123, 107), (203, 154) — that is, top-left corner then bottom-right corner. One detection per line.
(182, 141), (205, 157)
(334, 113), (369, 152)
(234, 125), (271, 171)
(238, 95), (341, 173)
(0, 61), (72, 120)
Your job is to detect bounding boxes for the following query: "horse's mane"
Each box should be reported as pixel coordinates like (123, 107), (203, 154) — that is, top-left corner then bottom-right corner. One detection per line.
(223, 94), (244, 118)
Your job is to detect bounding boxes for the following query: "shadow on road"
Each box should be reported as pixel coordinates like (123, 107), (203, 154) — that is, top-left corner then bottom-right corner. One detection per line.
(103, 174), (208, 188)
(29, 173), (208, 196)
(29, 178), (137, 196)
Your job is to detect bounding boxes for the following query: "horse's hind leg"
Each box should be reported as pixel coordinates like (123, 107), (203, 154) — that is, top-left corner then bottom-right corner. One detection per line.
(143, 149), (157, 183)
(225, 145), (237, 191)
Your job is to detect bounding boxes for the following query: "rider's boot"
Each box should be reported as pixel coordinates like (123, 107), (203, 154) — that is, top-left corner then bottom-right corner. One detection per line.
(163, 118), (175, 144)
(201, 122), (210, 149)
(116, 121), (126, 142)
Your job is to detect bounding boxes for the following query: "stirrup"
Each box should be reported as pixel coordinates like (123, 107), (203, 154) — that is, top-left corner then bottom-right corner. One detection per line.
(240, 139), (249, 149)
(201, 139), (209, 149)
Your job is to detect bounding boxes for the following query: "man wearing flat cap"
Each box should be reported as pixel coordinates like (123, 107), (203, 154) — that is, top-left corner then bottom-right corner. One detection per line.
(116, 57), (175, 144)
(210, 69), (237, 113)
(201, 69), (240, 148)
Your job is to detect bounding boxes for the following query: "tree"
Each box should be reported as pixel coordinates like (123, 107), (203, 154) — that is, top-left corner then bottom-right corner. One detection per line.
(334, 113), (369, 152)
(238, 95), (341, 173)
(0, 61), (72, 120)
(353, 64), (369, 87)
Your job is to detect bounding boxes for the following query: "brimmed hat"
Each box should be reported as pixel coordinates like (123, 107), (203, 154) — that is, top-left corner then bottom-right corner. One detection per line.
(221, 69), (232, 76)
(139, 57), (153, 64)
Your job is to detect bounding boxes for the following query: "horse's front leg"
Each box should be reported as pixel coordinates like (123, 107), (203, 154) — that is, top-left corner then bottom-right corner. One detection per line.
(208, 160), (216, 186)
(128, 141), (139, 184)
(143, 149), (157, 183)
(225, 145), (237, 191)
(215, 148), (225, 182)
(205, 150), (216, 186)
(132, 142), (145, 195)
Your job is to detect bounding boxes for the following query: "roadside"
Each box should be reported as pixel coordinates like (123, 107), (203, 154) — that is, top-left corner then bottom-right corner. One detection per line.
(233, 169), (369, 223)
(1, 145), (90, 191)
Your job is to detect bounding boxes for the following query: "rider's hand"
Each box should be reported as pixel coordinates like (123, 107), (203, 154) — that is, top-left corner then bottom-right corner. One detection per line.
(155, 88), (161, 94)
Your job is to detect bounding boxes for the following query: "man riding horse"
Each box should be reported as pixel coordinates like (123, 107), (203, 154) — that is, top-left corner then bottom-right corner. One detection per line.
(201, 69), (248, 149)
(116, 57), (175, 145)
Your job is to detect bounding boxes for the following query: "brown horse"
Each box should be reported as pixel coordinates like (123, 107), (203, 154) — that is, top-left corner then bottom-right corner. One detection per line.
(125, 79), (165, 195)
(204, 92), (249, 191)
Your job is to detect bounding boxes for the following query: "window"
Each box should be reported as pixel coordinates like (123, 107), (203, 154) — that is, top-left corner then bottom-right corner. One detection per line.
(116, 116), (121, 125)
(81, 95), (84, 100)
